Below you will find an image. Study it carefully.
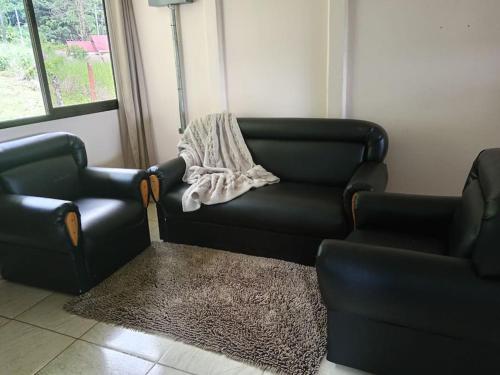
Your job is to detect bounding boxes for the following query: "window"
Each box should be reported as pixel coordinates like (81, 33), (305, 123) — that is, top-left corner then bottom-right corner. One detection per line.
(0, 0), (117, 128)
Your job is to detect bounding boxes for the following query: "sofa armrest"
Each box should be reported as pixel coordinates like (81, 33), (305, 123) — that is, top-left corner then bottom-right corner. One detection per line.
(316, 239), (500, 342)
(0, 194), (80, 251)
(344, 162), (388, 222)
(81, 167), (149, 207)
(353, 192), (460, 234)
(147, 157), (186, 202)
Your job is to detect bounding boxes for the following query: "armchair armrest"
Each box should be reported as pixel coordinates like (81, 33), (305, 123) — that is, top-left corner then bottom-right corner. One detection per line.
(343, 162), (388, 222)
(81, 167), (149, 207)
(353, 192), (460, 234)
(316, 239), (500, 342)
(147, 157), (186, 202)
(0, 194), (80, 251)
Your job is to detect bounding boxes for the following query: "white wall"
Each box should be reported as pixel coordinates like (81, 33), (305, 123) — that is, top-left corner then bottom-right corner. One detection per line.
(347, 0), (500, 195)
(223, 0), (328, 117)
(134, 0), (500, 195)
(0, 110), (123, 167)
(133, 0), (329, 162)
(133, 2), (183, 163)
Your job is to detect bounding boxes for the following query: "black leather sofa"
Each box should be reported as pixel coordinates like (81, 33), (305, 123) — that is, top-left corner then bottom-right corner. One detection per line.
(0, 132), (151, 294)
(316, 148), (500, 374)
(149, 118), (388, 265)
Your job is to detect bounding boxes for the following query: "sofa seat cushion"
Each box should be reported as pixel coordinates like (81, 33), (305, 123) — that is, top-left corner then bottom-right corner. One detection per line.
(162, 182), (348, 238)
(347, 229), (448, 255)
(75, 198), (145, 239)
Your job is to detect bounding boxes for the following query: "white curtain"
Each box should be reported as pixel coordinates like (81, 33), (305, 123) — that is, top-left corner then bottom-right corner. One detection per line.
(105, 0), (156, 169)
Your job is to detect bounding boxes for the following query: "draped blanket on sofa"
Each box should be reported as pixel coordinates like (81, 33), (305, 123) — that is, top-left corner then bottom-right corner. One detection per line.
(178, 113), (279, 212)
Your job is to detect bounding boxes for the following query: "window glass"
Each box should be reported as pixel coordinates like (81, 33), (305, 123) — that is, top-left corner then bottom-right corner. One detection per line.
(32, 0), (116, 107)
(0, 0), (46, 122)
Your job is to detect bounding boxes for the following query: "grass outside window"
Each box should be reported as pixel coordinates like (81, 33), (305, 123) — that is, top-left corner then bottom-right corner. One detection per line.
(0, 0), (118, 128)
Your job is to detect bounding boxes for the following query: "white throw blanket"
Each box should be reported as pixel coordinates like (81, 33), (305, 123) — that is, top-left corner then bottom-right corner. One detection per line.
(178, 113), (279, 212)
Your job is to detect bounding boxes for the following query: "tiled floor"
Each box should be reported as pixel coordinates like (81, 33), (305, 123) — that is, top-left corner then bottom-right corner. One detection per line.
(0, 205), (368, 375)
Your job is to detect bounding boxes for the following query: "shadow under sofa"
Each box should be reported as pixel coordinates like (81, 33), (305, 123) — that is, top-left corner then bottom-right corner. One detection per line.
(149, 118), (389, 265)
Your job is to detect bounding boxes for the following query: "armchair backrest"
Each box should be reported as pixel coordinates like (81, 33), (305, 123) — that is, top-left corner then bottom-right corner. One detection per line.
(0, 132), (87, 201)
(449, 148), (500, 277)
(238, 118), (388, 187)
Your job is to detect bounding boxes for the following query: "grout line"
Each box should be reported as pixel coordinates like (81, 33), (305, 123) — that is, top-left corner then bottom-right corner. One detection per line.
(12, 291), (54, 320)
(166, 366), (199, 375)
(0, 316), (11, 328)
(10, 318), (87, 340)
(146, 344), (198, 375)
(3, 285), (258, 375)
(0, 319), (14, 329)
(75, 319), (99, 338)
(11, 317), (167, 366)
(12, 300), (99, 339)
(35, 338), (154, 375)
(33, 334), (76, 374)
(77, 334), (199, 375)
(5, 301), (263, 375)
(5, 317), (146, 361)
(77, 336), (158, 362)
(143, 361), (157, 375)
(73, 337), (194, 375)
(7, 317), (248, 375)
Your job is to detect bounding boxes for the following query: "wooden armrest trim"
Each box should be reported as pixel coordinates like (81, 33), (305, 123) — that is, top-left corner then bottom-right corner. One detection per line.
(149, 175), (160, 203)
(140, 179), (149, 208)
(65, 212), (79, 247)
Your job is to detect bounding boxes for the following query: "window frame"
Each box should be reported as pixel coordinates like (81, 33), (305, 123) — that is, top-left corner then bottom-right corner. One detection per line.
(0, 0), (118, 130)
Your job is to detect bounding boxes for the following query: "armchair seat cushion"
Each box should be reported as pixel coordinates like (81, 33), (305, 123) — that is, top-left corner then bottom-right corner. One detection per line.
(162, 182), (348, 238)
(347, 229), (448, 255)
(75, 198), (149, 283)
(75, 198), (145, 239)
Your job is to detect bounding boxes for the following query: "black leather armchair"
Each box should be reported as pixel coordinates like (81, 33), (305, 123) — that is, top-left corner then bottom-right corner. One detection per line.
(316, 149), (500, 374)
(149, 118), (388, 265)
(0, 132), (151, 294)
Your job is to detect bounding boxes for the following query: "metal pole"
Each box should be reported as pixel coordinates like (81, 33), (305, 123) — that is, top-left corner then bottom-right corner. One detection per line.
(169, 4), (188, 133)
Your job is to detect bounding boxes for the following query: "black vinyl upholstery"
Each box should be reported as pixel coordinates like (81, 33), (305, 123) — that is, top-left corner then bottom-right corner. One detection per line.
(0, 132), (150, 294)
(162, 182), (347, 238)
(450, 149), (500, 275)
(149, 118), (388, 265)
(316, 148), (500, 374)
(347, 229), (448, 255)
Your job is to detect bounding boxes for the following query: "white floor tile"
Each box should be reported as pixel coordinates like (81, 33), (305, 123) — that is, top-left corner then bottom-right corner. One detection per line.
(148, 204), (159, 222)
(147, 364), (190, 375)
(0, 280), (52, 318)
(16, 292), (97, 338)
(38, 340), (154, 375)
(262, 357), (370, 375)
(0, 316), (9, 327)
(158, 340), (263, 375)
(82, 322), (175, 362)
(149, 219), (161, 242)
(317, 357), (371, 375)
(0, 320), (74, 374)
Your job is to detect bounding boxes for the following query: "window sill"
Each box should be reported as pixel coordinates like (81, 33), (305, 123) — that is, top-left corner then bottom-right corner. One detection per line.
(0, 100), (119, 130)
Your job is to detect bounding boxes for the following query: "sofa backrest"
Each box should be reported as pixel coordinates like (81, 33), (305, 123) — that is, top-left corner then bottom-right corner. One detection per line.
(0, 132), (87, 200)
(449, 148), (500, 277)
(238, 118), (388, 186)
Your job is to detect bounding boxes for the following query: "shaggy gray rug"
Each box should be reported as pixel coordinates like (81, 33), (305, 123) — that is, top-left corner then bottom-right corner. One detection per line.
(65, 242), (327, 375)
